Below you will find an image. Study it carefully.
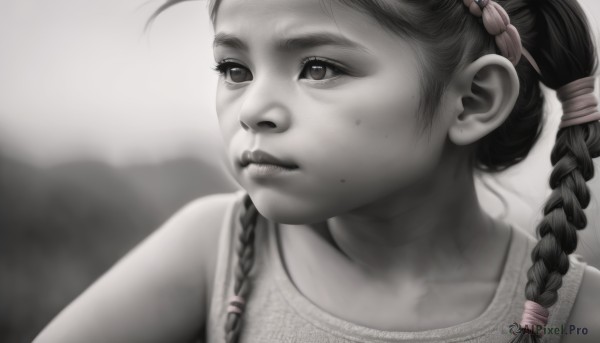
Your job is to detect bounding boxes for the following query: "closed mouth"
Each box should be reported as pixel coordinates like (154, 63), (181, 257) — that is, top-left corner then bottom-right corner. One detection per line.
(239, 150), (299, 169)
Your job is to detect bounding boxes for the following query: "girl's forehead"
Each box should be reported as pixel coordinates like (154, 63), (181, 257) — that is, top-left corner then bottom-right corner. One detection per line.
(213, 0), (416, 58)
(215, 0), (363, 33)
(216, 0), (336, 20)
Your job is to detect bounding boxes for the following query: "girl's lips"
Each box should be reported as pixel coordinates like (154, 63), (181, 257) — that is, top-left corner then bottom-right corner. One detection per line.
(244, 163), (299, 178)
(239, 150), (299, 169)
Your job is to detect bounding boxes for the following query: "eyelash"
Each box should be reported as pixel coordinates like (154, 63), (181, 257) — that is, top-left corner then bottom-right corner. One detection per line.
(212, 59), (240, 76)
(211, 57), (348, 81)
(298, 56), (347, 79)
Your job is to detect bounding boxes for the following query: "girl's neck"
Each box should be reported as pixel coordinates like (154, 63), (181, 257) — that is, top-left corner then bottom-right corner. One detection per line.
(276, 150), (513, 331)
(324, 149), (498, 281)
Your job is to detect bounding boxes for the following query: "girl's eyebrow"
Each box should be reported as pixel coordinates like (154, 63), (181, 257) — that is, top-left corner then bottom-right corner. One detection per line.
(213, 32), (370, 53)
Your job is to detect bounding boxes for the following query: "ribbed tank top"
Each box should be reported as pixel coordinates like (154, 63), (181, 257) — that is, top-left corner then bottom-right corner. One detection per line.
(206, 191), (587, 343)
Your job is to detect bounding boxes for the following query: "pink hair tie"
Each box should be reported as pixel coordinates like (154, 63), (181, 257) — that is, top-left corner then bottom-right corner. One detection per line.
(226, 295), (246, 315)
(463, 0), (541, 75)
(520, 300), (549, 334)
(557, 76), (600, 128)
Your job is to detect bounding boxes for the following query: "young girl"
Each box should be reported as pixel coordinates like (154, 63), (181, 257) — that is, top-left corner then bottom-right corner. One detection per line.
(34, 0), (600, 342)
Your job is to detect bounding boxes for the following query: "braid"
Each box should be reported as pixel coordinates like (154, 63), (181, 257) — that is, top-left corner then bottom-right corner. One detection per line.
(528, 127), (596, 307)
(225, 194), (259, 343)
(508, 0), (600, 340)
(510, 122), (600, 342)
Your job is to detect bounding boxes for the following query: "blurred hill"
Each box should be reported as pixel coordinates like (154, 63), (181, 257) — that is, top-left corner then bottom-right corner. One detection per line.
(0, 153), (237, 343)
(122, 157), (237, 219)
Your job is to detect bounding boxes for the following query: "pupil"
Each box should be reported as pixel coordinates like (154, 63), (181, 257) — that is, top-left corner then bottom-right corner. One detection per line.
(230, 68), (248, 82)
(310, 65), (326, 80)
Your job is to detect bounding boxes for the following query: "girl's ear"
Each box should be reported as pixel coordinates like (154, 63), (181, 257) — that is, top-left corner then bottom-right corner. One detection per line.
(447, 54), (520, 146)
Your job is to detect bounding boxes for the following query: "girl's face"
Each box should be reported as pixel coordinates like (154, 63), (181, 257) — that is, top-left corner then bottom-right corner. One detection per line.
(213, 0), (455, 224)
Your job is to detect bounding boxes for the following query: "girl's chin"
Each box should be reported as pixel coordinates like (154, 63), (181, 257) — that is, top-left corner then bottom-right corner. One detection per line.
(248, 193), (339, 225)
(245, 183), (400, 224)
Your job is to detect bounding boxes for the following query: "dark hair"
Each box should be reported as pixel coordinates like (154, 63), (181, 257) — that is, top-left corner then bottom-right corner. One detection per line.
(150, 1), (599, 342)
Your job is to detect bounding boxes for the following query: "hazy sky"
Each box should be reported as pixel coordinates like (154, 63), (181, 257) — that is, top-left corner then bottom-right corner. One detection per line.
(0, 0), (220, 166)
(1, 0), (600, 166)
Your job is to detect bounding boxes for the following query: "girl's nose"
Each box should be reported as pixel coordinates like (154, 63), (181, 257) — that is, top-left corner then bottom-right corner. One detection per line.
(238, 78), (292, 134)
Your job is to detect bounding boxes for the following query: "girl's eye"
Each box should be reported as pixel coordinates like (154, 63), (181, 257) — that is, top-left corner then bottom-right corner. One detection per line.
(300, 58), (344, 81)
(213, 61), (253, 83)
(213, 58), (345, 83)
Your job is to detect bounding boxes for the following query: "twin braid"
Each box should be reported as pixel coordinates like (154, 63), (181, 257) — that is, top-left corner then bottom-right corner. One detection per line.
(224, 194), (259, 343)
(512, 122), (600, 342)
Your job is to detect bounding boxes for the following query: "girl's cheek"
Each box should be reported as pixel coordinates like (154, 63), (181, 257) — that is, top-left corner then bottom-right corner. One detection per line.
(323, 83), (422, 143)
(322, 83), (444, 184)
(215, 87), (242, 145)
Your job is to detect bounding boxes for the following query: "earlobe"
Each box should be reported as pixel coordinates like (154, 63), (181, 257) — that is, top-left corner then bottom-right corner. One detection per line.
(448, 54), (520, 146)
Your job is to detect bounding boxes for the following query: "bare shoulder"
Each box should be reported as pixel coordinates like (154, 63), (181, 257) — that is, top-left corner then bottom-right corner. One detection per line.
(33, 191), (239, 343)
(171, 192), (239, 297)
(561, 264), (600, 343)
(168, 191), (238, 253)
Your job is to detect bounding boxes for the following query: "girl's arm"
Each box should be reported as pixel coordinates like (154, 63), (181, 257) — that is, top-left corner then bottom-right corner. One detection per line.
(33, 193), (235, 343)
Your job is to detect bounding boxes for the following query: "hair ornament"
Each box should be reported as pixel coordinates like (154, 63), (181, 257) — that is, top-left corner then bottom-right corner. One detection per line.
(463, 0), (542, 75)
(519, 300), (549, 335)
(557, 76), (600, 128)
(227, 295), (246, 315)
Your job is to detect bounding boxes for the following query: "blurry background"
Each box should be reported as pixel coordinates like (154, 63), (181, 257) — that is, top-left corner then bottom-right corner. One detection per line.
(1, 0), (600, 342)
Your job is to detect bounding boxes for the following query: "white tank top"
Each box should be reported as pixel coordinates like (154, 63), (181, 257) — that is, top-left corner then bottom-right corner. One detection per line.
(206, 191), (587, 342)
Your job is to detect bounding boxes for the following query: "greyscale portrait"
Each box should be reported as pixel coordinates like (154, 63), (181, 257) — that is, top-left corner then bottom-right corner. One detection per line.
(2, 0), (600, 342)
